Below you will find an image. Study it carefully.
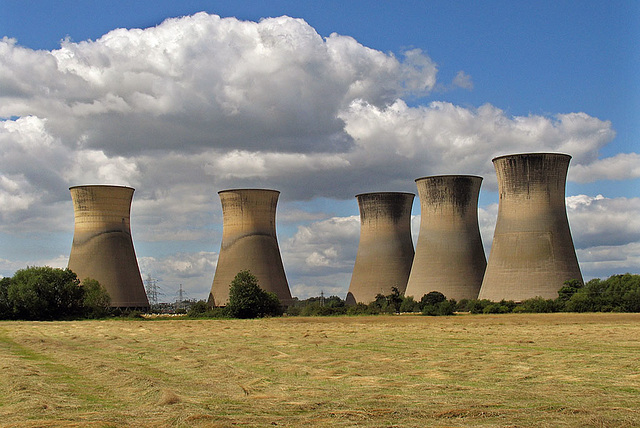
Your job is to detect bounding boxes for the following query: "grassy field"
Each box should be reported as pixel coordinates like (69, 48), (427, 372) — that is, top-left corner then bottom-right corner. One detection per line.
(0, 313), (639, 427)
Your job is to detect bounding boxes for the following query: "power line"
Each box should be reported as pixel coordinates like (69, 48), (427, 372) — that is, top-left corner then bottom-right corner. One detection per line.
(144, 275), (164, 306)
(177, 284), (184, 310)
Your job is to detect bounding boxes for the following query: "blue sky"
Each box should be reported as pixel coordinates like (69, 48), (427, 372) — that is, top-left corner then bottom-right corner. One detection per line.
(1, 1), (638, 301)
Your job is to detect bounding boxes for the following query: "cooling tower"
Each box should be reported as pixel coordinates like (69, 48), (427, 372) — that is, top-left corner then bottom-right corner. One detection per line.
(68, 185), (149, 310)
(209, 189), (292, 306)
(346, 192), (415, 305)
(478, 153), (583, 301)
(404, 176), (486, 301)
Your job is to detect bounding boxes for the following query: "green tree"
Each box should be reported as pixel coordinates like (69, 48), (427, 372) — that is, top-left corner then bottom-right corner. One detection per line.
(346, 302), (369, 315)
(300, 304), (347, 316)
(188, 300), (210, 317)
(513, 297), (558, 313)
(421, 291), (446, 307)
(466, 299), (492, 314)
(188, 300), (228, 318)
(287, 294), (348, 316)
(422, 300), (456, 316)
(561, 274), (640, 313)
(483, 300), (516, 314)
(418, 291), (456, 316)
(399, 295), (420, 313)
(8, 266), (84, 320)
(387, 287), (403, 314)
(0, 277), (12, 319)
(226, 270), (283, 319)
(80, 278), (112, 318)
(366, 293), (390, 313)
(455, 299), (473, 312)
(558, 279), (584, 303)
(564, 292), (598, 313)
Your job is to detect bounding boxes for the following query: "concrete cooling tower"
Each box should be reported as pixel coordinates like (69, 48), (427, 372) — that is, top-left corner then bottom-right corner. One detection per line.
(209, 189), (293, 306)
(478, 153), (583, 301)
(346, 192), (415, 305)
(68, 185), (149, 310)
(404, 176), (486, 301)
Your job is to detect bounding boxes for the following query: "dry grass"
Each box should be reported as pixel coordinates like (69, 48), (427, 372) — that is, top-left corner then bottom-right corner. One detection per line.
(0, 313), (639, 427)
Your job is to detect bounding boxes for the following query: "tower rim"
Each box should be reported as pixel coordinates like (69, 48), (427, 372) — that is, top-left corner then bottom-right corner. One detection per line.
(355, 191), (415, 198)
(69, 184), (134, 191)
(492, 152), (572, 162)
(218, 188), (280, 195)
(414, 174), (483, 182)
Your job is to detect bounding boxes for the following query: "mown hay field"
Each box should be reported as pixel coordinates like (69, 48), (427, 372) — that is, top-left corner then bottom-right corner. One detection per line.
(1, 313), (639, 427)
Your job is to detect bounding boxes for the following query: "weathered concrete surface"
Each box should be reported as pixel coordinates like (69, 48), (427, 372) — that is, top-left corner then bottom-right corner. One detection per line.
(405, 176), (486, 301)
(209, 189), (292, 306)
(68, 185), (149, 309)
(479, 153), (583, 301)
(347, 192), (415, 304)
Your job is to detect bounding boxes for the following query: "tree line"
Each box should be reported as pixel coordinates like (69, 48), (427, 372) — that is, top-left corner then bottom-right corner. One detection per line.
(189, 272), (640, 318)
(1, 267), (639, 320)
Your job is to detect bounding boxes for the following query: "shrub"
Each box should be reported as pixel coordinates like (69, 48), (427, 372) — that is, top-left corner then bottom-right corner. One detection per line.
(367, 288), (403, 314)
(399, 296), (420, 313)
(420, 291), (446, 308)
(514, 297), (558, 313)
(81, 278), (112, 318)
(455, 299), (472, 312)
(369, 293), (392, 313)
(559, 274), (640, 313)
(482, 300), (515, 314)
(0, 277), (11, 319)
(466, 299), (492, 314)
(422, 300), (456, 316)
(387, 287), (403, 314)
(621, 289), (640, 312)
(564, 292), (597, 313)
(300, 304), (347, 316)
(285, 305), (302, 316)
(323, 295), (347, 308)
(187, 300), (209, 317)
(346, 303), (369, 315)
(225, 270), (283, 318)
(558, 278), (583, 302)
(286, 295), (347, 316)
(125, 310), (145, 319)
(188, 300), (229, 318)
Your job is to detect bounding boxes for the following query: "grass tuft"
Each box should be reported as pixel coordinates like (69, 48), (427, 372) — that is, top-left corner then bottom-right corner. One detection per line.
(157, 389), (180, 405)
